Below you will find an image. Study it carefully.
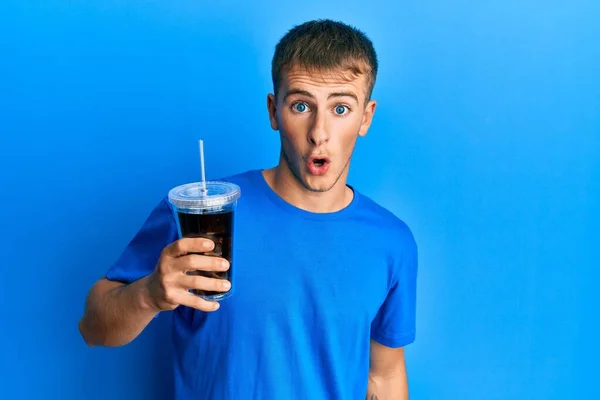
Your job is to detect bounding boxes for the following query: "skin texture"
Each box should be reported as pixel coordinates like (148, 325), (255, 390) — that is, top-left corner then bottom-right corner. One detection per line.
(264, 65), (376, 213)
(367, 341), (409, 399)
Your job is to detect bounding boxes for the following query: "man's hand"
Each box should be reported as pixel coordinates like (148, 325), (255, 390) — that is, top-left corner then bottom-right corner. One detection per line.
(146, 237), (231, 312)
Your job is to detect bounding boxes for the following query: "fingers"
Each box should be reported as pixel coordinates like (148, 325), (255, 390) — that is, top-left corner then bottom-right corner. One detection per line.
(172, 254), (230, 273)
(173, 290), (221, 312)
(165, 237), (215, 257)
(154, 237), (231, 313)
(175, 276), (230, 312)
(156, 272), (228, 313)
(181, 274), (231, 293)
(158, 273), (229, 313)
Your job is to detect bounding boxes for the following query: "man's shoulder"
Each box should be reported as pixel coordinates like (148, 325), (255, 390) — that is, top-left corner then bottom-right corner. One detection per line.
(355, 190), (416, 247)
(216, 169), (259, 185)
(212, 169), (264, 198)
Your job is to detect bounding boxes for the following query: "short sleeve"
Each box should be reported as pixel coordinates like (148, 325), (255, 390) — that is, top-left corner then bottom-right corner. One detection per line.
(370, 232), (418, 348)
(105, 197), (179, 284)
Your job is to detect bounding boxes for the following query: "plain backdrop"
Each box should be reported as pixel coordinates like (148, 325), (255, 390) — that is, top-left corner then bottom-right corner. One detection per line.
(1, 1), (599, 399)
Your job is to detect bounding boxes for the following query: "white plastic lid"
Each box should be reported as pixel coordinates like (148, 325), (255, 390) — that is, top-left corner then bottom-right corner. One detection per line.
(168, 181), (241, 210)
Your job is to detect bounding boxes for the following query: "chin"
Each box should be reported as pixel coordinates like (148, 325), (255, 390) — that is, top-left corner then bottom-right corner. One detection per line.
(302, 175), (336, 193)
(306, 184), (331, 193)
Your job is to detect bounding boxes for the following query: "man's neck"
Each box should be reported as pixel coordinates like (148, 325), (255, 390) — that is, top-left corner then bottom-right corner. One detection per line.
(262, 165), (353, 214)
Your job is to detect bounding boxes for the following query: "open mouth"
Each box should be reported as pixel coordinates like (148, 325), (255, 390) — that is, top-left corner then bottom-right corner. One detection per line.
(307, 156), (331, 176)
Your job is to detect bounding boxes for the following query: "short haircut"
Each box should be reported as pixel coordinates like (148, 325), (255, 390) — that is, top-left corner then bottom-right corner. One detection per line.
(271, 19), (379, 102)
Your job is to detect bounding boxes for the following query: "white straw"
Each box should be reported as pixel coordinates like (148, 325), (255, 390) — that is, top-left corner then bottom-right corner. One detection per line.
(199, 139), (207, 195)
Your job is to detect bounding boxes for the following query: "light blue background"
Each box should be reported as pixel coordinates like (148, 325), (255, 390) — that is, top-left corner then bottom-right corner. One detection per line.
(1, 1), (598, 399)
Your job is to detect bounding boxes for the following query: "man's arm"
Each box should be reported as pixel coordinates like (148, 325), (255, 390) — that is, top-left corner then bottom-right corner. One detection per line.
(366, 340), (409, 400)
(79, 237), (231, 347)
(78, 277), (159, 347)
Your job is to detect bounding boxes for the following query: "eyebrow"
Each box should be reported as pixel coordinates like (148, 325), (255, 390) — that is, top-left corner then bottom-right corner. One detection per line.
(327, 91), (359, 103)
(283, 88), (359, 104)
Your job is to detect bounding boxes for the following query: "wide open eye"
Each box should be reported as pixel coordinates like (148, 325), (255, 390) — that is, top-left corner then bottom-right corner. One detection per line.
(292, 102), (310, 113)
(334, 105), (349, 115)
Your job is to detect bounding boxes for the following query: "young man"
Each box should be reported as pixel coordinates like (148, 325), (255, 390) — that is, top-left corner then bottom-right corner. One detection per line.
(79, 19), (418, 399)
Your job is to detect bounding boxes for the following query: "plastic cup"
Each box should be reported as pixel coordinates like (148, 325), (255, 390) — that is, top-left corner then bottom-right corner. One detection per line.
(168, 181), (241, 301)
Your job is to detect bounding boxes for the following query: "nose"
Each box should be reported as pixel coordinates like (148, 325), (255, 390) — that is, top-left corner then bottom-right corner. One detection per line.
(308, 110), (329, 146)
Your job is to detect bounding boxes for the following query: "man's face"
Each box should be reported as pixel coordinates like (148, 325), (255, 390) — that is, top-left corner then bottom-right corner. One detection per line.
(267, 66), (377, 193)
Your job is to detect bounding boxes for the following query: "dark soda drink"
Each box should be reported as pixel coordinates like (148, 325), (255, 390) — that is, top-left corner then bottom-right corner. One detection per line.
(177, 210), (233, 297)
(168, 181), (241, 301)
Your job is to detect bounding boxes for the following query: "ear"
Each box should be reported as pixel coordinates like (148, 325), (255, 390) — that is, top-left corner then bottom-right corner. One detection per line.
(358, 100), (377, 137)
(267, 94), (278, 131)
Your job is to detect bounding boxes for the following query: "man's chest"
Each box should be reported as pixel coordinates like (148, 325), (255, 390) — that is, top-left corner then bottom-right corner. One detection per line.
(224, 215), (391, 325)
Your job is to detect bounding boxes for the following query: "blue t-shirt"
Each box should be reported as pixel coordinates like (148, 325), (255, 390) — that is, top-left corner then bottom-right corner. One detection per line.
(106, 169), (418, 399)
